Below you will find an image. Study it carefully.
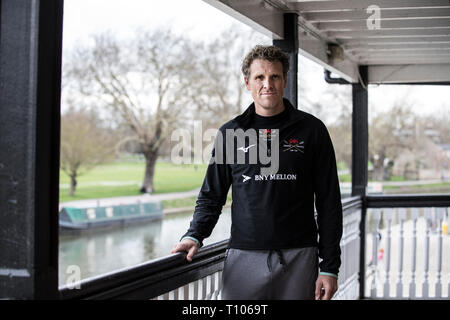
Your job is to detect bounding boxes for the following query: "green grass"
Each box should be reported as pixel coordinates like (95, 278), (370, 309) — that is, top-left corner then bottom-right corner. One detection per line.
(60, 160), (450, 203)
(337, 174), (411, 183)
(383, 182), (450, 190)
(162, 193), (232, 209)
(389, 175), (405, 182)
(162, 196), (199, 209)
(338, 173), (351, 182)
(337, 162), (349, 171)
(153, 162), (208, 193)
(60, 162), (145, 185)
(59, 161), (208, 203)
(59, 185), (144, 202)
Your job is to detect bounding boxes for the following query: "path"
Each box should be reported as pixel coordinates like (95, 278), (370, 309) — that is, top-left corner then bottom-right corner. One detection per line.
(59, 187), (201, 210)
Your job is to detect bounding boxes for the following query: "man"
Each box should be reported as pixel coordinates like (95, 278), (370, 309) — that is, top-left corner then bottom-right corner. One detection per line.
(171, 45), (342, 300)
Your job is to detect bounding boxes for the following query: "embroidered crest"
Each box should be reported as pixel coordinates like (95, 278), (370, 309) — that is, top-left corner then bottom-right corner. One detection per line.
(282, 138), (304, 153)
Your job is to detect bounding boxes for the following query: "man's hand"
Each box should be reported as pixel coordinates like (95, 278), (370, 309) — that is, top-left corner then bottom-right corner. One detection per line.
(315, 274), (338, 300)
(170, 239), (199, 262)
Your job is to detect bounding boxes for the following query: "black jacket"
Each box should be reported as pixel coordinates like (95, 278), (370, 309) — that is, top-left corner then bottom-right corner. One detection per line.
(182, 98), (343, 275)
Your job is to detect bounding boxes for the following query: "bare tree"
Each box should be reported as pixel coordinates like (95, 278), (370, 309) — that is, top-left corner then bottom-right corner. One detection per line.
(421, 108), (450, 144)
(190, 25), (270, 129)
(64, 28), (195, 193)
(407, 109), (450, 178)
(369, 103), (417, 181)
(328, 100), (352, 171)
(60, 107), (116, 196)
(300, 81), (353, 170)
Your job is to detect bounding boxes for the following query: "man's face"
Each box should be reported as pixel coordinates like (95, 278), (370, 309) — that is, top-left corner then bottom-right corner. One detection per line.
(244, 59), (287, 115)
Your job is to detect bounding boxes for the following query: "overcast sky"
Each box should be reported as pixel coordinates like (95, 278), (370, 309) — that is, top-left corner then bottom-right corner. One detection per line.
(62, 0), (449, 119)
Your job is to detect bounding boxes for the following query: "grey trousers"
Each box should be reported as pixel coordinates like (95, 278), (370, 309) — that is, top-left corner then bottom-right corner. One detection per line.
(221, 247), (318, 300)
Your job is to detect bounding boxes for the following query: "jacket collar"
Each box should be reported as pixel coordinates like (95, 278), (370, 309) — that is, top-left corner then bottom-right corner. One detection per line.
(233, 98), (301, 130)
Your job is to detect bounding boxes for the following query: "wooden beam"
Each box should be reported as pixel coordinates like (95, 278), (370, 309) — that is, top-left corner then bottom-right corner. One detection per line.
(315, 18), (450, 31)
(303, 8), (450, 22)
(289, 0), (450, 12)
(344, 42), (450, 50)
(329, 27), (450, 39)
(359, 56), (450, 64)
(202, 0), (285, 39)
(368, 64), (450, 83)
(341, 35), (450, 45)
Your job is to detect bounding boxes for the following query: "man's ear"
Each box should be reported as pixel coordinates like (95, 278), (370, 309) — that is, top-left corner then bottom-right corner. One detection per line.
(244, 77), (250, 90)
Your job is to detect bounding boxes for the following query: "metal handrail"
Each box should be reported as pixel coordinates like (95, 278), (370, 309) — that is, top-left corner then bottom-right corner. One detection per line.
(342, 196), (363, 213)
(366, 194), (450, 208)
(59, 239), (228, 299)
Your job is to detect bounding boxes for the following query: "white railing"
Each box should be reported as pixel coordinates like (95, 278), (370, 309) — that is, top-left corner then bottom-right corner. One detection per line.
(334, 204), (361, 300)
(365, 207), (449, 299)
(153, 271), (223, 300)
(152, 198), (362, 300)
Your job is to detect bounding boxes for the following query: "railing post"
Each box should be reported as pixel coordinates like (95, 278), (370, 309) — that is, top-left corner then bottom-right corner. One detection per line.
(370, 209), (381, 298)
(423, 208), (432, 298)
(358, 203), (367, 299)
(435, 208), (444, 298)
(384, 208), (393, 297)
(409, 208), (419, 298)
(396, 208), (406, 298)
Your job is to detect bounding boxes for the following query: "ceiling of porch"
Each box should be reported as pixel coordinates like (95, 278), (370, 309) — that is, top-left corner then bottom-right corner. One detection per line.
(203, 0), (450, 84)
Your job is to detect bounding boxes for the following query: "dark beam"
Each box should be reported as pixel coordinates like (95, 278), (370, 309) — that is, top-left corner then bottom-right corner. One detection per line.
(351, 65), (368, 300)
(366, 194), (450, 208)
(0, 0), (63, 299)
(273, 13), (299, 108)
(351, 66), (368, 198)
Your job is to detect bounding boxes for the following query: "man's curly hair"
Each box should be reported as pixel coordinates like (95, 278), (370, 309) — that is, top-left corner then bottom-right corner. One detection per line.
(241, 45), (290, 79)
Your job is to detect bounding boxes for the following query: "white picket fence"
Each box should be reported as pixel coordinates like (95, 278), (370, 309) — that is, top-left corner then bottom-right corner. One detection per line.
(365, 207), (449, 299)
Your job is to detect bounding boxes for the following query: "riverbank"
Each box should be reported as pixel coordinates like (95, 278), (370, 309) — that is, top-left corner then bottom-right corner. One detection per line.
(59, 188), (232, 212)
(163, 202), (232, 216)
(59, 161), (208, 203)
(59, 188), (201, 210)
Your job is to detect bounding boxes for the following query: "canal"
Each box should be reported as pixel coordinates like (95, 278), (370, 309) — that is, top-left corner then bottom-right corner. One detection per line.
(59, 208), (232, 286)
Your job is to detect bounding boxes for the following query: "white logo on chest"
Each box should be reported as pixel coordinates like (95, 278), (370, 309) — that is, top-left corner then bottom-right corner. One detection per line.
(237, 144), (256, 153)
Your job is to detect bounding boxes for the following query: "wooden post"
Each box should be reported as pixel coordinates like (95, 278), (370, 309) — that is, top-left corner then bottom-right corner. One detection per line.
(273, 13), (298, 108)
(0, 0), (63, 299)
(352, 66), (369, 299)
